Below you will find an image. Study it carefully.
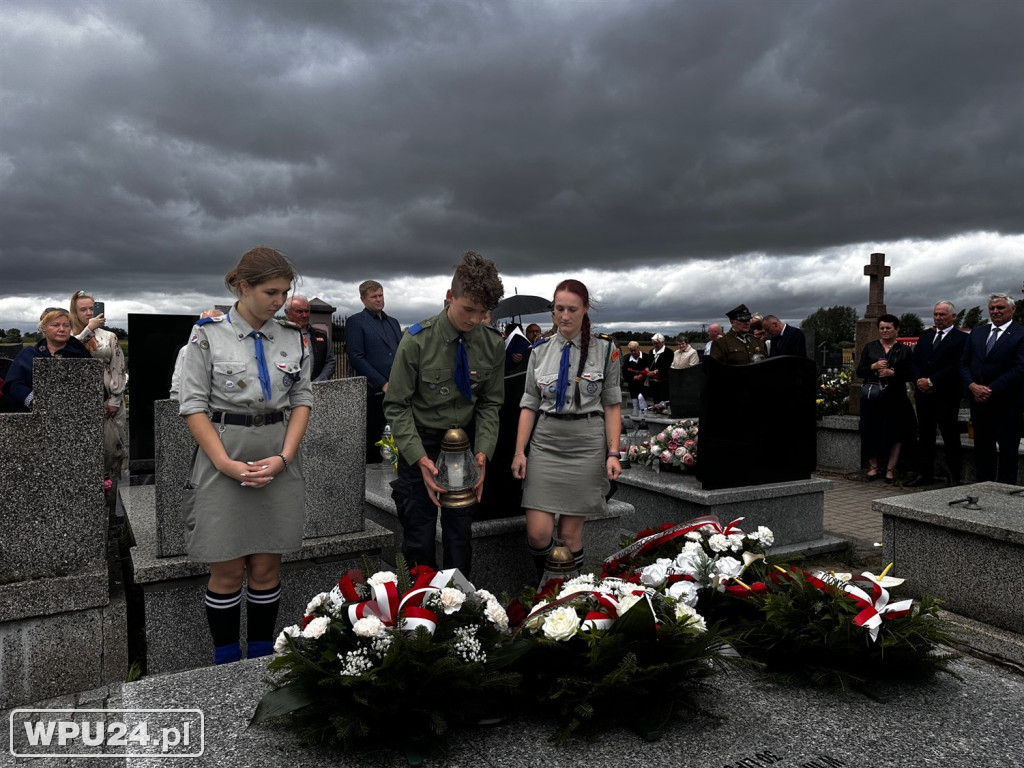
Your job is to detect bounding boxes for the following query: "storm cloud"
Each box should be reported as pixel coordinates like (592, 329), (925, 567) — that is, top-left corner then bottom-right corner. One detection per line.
(1, 0), (1022, 330)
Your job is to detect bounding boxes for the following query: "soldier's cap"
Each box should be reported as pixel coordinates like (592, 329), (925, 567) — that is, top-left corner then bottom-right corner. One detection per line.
(726, 304), (752, 322)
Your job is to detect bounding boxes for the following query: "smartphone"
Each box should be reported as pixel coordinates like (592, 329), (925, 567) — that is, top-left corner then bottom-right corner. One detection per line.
(93, 301), (105, 317)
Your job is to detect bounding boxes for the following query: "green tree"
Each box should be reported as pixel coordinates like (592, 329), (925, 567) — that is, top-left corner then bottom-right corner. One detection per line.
(953, 308), (965, 328)
(898, 312), (925, 337)
(962, 306), (984, 328)
(109, 327), (128, 340)
(799, 306), (857, 348)
(3, 328), (22, 344)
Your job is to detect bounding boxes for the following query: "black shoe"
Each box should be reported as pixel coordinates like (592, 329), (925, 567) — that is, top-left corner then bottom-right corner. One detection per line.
(904, 475), (935, 488)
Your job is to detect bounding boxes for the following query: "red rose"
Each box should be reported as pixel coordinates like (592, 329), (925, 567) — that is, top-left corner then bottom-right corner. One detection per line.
(535, 578), (564, 602)
(506, 599), (527, 627)
(659, 523), (675, 531)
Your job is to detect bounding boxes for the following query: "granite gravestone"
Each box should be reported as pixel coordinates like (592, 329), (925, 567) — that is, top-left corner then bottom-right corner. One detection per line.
(669, 366), (703, 419)
(128, 313), (202, 472)
(697, 356), (817, 490)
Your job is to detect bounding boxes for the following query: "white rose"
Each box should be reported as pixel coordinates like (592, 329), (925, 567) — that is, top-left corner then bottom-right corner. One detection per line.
(616, 593), (644, 615)
(352, 615), (386, 638)
(707, 533), (729, 553)
(667, 580), (699, 607)
(274, 625), (301, 654)
(714, 556), (744, 580)
(301, 616), (331, 639)
(674, 603), (707, 633)
(640, 562), (669, 588)
(367, 571), (398, 587)
(674, 447), (685, 458)
(525, 601), (549, 630)
(541, 606), (581, 641)
(304, 592), (330, 616)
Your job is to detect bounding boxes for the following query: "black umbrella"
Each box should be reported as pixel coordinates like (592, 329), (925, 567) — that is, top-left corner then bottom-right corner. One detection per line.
(492, 294), (551, 320)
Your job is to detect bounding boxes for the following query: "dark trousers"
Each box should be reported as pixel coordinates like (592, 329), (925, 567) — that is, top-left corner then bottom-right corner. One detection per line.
(915, 392), (962, 481)
(390, 428), (475, 574)
(970, 401), (1022, 485)
(366, 389), (386, 464)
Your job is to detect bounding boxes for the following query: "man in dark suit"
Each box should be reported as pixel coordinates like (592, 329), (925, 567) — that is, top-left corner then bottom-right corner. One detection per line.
(959, 293), (1024, 485)
(284, 295), (336, 381)
(346, 280), (403, 463)
(763, 315), (808, 358)
(906, 301), (968, 486)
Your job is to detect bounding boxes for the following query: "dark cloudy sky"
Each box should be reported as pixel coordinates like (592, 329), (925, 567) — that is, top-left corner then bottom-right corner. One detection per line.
(2, 0), (1022, 332)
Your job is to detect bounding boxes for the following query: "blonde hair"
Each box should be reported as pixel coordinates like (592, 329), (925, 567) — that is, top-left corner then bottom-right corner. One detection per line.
(69, 290), (93, 335)
(38, 307), (71, 334)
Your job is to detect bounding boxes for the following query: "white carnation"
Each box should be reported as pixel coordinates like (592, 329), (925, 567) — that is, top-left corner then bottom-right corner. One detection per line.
(273, 625), (301, 654)
(753, 526), (775, 546)
(352, 615), (386, 638)
(484, 600), (509, 631)
(438, 587), (466, 614)
(685, 531), (702, 542)
(301, 615), (331, 639)
(707, 533), (730, 553)
(304, 592), (330, 616)
(728, 534), (746, 552)
(367, 571), (398, 587)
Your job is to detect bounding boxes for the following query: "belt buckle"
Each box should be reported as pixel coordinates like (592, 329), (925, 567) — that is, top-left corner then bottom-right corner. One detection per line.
(252, 414), (265, 427)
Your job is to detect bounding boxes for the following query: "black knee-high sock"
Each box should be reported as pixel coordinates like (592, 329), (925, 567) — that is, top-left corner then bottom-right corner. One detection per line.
(246, 583), (281, 642)
(572, 548), (585, 572)
(205, 588), (242, 647)
(528, 539), (554, 581)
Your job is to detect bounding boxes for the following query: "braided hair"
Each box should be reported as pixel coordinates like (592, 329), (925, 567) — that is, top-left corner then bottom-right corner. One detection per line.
(554, 279), (592, 409)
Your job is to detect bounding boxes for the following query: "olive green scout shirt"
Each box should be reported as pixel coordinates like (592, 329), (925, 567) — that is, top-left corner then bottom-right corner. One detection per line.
(383, 309), (505, 465)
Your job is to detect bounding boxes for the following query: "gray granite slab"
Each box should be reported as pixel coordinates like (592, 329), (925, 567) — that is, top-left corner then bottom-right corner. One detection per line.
(0, 360), (108, 606)
(125, 485), (392, 585)
(881, 483), (1024, 635)
(110, 653), (1024, 767)
(150, 377), (367, 558)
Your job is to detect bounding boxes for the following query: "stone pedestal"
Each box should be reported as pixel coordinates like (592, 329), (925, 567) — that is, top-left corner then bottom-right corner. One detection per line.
(0, 360), (126, 708)
(615, 467), (843, 558)
(126, 485), (391, 674)
(879, 482), (1024, 635)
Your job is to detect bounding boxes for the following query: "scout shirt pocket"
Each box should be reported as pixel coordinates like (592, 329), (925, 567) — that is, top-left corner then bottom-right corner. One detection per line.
(275, 360), (302, 391)
(212, 361), (248, 396)
(536, 374), (559, 404)
(578, 370), (605, 410)
(421, 368), (454, 401)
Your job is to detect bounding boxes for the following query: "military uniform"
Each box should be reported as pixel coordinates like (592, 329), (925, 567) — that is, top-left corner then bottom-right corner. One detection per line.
(178, 309), (313, 563)
(709, 329), (767, 366)
(383, 309), (505, 573)
(520, 332), (621, 517)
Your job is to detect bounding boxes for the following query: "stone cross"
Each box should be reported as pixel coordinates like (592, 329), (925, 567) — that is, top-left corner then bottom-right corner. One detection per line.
(863, 252), (889, 318)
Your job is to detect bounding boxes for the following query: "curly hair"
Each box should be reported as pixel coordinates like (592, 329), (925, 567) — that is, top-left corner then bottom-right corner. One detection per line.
(225, 246), (299, 297)
(451, 251), (504, 309)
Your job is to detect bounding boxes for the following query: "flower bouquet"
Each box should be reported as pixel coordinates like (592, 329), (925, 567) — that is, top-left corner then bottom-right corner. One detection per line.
(374, 425), (399, 472)
(250, 560), (519, 754)
(499, 572), (731, 743)
(816, 368), (852, 420)
(601, 517), (774, 584)
(717, 565), (960, 689)
(635, 419), (699, 472)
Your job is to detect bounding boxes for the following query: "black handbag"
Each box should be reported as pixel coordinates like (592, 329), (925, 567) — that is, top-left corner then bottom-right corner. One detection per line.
(861, 382), (884, 400)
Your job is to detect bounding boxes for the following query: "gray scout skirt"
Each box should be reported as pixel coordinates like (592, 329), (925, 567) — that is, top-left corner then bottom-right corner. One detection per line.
(181, 420), (305, 562)
(521, 412), (609, 517)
